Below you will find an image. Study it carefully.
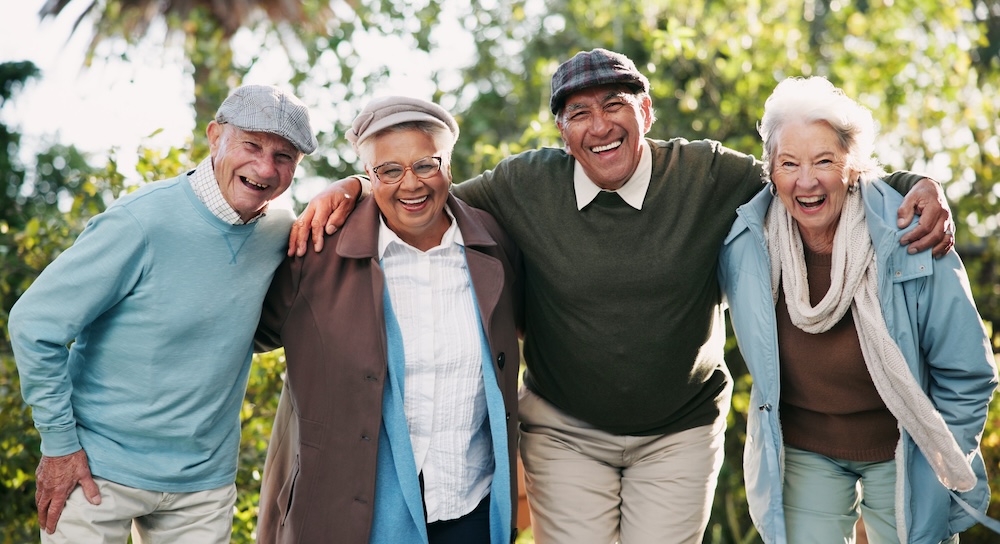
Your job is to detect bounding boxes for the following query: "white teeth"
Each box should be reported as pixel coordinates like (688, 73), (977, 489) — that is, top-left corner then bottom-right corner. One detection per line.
(400, 196), (428, 205)
(591, 140), (622, 153)
(241, 176), (267, 190)
(797, 195), (825, 207)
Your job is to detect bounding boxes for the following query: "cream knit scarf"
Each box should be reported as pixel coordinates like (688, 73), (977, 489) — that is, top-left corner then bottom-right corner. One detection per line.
(766, 187), (976, 492)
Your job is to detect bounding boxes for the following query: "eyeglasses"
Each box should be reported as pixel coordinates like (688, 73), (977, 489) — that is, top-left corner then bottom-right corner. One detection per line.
(371, 156), (443, 184)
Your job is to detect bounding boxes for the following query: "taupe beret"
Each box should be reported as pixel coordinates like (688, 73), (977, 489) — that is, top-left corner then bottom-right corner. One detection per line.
(348, 96), (459, 148)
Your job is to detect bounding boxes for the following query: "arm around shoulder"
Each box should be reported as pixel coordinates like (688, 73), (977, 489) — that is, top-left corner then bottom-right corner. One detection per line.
(882, 173), (954, 257)
(289, 175), (368, 256)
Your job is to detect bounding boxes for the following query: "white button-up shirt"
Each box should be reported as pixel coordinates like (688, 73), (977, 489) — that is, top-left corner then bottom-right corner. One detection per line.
(574, 138), (652, 210)
(188, 157), (265, 224)
(378, 207), (493, 522)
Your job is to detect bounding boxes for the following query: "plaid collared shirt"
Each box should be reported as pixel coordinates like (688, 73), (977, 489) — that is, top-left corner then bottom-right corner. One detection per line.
(187, 157), (265, 225)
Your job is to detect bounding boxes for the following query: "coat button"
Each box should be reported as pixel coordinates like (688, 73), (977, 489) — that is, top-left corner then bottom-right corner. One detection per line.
(506, 412), (511, 421)
(497, 352), (506, 370)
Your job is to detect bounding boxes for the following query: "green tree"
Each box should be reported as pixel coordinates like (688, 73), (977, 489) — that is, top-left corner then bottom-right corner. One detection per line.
(441, 1), (999, 541)
(35, 0), (444, 181)
(451, 0), (999, 229)
(3, 1), (999, 542)
(0, 60), (44, 544)
(3, 2), (446, 541)
(0, 60), (124, 544)
(38, 0), (336, 127)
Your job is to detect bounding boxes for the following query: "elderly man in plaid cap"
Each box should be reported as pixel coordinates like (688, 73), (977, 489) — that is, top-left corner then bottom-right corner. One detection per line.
(10, 84), (316, 544)
(291, 49), (951, 543)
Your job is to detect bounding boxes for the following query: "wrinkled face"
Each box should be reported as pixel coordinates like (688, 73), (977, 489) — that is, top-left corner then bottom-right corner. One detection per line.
(207, 121), (301, 222)
(557, 84), (652, 190)
(771, 120), (858, 251)
(367, 129), (452, 251)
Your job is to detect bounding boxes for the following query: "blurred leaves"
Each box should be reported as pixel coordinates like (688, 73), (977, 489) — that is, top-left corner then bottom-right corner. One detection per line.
(0, 62), (119, 544)
(2, 0), (999, 542)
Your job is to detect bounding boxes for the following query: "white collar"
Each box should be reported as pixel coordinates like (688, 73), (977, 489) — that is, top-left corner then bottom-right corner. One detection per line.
(573, 139), (652, 210)
(189, 157), (263, 224)
(378, 204), (464, 259)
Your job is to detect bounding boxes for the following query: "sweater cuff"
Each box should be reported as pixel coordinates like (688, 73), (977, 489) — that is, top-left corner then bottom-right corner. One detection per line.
(355, 175), (372, 200)
(40, 428), (82, 457)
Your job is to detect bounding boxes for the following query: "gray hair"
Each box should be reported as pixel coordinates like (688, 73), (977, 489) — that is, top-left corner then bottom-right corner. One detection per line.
(356, 121), (455, 167)
(758, 77), (884, 183)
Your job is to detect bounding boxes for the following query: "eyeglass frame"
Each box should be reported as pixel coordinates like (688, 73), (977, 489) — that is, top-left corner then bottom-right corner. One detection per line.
(370, 156), (444, 184)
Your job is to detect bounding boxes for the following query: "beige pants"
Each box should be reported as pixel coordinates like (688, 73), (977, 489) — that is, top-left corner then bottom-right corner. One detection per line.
(518, 386), (725, 544)
(41, 477), (236, 544)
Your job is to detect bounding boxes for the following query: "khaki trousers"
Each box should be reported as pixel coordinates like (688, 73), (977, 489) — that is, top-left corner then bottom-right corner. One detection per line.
(518, 386), (725, 544)
(41, 477), (236, 544)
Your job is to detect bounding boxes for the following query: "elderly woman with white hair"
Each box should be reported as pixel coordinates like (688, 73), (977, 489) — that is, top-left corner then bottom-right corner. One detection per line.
(718, 77), (996, 543)
(254, 96), (521, 544)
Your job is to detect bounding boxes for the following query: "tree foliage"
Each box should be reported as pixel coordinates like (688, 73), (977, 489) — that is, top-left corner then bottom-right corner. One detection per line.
(39, 0), (338, 128)
(2, 1), (999, 542)
(451, 2), (998, 541)
(0, 60), (123, 543)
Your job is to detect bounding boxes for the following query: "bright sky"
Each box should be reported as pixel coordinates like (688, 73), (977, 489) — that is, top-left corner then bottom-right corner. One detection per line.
(0, 0), (473, 199)
(1, 1), (195, 162)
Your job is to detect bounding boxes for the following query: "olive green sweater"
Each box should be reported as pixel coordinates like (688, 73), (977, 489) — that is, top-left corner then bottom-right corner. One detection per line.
(453, 137), (922, 436)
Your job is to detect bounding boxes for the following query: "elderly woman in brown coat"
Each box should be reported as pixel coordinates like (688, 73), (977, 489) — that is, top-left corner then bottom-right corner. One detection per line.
(254, 96), (522, 544)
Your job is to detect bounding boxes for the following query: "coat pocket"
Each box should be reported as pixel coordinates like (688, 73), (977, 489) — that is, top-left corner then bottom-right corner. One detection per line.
(278, 454), (301, 526)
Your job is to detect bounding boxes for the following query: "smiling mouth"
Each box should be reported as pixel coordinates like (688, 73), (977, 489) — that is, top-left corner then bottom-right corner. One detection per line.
(797, 195), (826, 208)
(241, 176), (267, 191)
(400, 196), (428, 206)
(590, 139), (622, 153)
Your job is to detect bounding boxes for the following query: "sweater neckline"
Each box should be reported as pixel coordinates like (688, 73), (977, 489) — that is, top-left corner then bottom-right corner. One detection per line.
(181, 174), (260, 233)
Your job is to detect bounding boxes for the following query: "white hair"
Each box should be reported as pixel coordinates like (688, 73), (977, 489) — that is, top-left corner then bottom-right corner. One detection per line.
(758, 77), (884, 183)
(356, 121), (455, 167)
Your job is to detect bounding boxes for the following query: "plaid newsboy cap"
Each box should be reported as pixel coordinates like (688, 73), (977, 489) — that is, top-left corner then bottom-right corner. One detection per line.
(347, 95), (459, 149)
(549, 48), (650, 114)
(215, 84), (317, 154)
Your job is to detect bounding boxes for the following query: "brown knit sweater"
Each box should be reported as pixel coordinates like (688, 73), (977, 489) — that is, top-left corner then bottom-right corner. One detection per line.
(777, 248), (899, 462)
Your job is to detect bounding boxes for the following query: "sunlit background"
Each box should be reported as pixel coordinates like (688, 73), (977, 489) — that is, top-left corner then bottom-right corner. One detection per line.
(2, 2), (998, 542)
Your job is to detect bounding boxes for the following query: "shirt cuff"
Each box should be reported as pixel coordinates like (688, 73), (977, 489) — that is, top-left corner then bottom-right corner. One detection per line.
(40, 427), (83, 457)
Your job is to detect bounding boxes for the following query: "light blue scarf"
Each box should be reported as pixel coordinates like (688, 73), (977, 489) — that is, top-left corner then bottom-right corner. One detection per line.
(370, 259), (512, 544)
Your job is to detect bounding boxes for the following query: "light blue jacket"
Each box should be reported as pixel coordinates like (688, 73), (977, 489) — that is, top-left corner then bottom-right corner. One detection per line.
(718, 180), (996, 543)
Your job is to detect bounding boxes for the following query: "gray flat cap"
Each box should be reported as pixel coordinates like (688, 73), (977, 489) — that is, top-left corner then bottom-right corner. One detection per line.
(347, 96), (458, 148)
(550, 48), (650, 114)
(215, 84), (317, 154)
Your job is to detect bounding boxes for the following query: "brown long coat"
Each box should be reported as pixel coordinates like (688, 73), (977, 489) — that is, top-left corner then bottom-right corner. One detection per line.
(255, 195), (522, 544)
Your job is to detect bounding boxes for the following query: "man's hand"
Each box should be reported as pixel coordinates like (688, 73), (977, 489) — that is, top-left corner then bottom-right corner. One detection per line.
(896, 177), (955, 258)
(35, 449), (101, 534)
(288, 176), (364, 257)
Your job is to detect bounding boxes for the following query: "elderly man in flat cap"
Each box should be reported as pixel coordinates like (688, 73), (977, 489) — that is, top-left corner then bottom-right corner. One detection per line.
(289, 49), (953, 543)
(254, 95), (521, 544)
(9, 84), (316, 544)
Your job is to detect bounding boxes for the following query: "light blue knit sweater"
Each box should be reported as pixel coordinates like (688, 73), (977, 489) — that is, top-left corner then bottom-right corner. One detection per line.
(10, 174), (292, 492)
